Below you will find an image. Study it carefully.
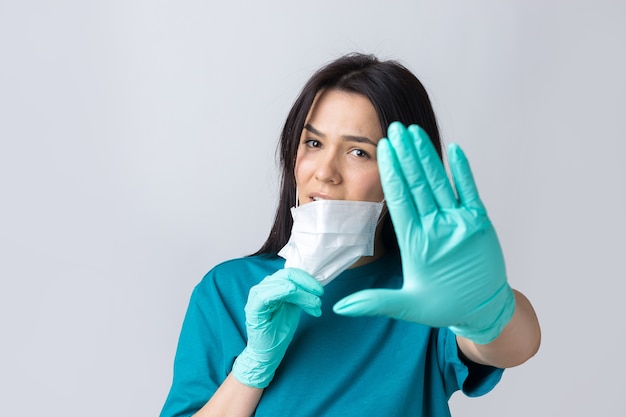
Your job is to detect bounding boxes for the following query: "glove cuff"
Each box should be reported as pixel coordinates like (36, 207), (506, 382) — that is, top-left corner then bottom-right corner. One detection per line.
(449, 283), (516, 344)
(231, 347), (276, 389)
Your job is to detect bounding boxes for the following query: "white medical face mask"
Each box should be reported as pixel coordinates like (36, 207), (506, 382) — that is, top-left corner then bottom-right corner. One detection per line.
(278, 199), (385, 286)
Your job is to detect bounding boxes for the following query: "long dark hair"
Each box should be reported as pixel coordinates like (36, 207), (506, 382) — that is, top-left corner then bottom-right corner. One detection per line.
(253, 53), (442, 256)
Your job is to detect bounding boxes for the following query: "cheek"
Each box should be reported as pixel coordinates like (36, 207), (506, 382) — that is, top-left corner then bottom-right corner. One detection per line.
(351, 169), (384, 200)
(294, 154), (312, 183)
(368, 174), (384, 199)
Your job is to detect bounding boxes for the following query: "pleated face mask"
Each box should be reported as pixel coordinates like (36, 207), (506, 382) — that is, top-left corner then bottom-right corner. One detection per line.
(278, 199), (385, 286)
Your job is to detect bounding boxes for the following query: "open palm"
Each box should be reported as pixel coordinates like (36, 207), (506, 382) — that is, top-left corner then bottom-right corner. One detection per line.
(333, 122), (515, 344)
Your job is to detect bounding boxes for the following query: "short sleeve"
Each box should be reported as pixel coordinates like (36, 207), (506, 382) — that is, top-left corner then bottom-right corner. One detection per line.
(159, 283), (224, 417)
(438, 328), (504, 398)
(159, 256), (280, 417)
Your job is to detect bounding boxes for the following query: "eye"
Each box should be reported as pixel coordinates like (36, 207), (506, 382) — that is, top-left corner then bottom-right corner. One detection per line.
(304, 139), (322, 148)
(350, 148), (370, 159)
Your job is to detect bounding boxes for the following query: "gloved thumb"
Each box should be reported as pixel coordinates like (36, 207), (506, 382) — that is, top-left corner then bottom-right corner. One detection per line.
(333, 288), (409, 319)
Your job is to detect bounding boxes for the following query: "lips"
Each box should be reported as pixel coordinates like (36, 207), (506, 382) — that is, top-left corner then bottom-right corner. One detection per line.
(310, 192), (334, 202)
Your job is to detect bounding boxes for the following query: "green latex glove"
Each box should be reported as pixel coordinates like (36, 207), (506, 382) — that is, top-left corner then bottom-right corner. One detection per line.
(232, 268), (324, 388)
(333, 122), (515, 344)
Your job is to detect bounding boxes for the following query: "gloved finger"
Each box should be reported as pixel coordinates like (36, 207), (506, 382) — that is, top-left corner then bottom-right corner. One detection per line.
(378, 136), (419, 229)
(280, 288), (323, 317)
(386, 122), (438, 216)
(409, 125), (457, 210)
(284, 268), (324, 297)
(283, 268), (324, 317)
(246, 269), (323, 319)
(448, 143), (486, 213)
(333, 288), (417, 320)
(246, 279), (322, 321)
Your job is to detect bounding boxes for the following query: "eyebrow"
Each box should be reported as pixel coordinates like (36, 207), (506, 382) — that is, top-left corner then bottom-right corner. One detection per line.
(304, 124), (378, 146)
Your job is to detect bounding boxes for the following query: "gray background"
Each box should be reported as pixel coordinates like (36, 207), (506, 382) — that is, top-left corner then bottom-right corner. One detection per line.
(1, 0), (624, 415)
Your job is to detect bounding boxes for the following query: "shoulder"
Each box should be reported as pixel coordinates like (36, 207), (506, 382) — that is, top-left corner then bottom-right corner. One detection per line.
(205, 254), (284, 280)
(195, 254), (285, 293)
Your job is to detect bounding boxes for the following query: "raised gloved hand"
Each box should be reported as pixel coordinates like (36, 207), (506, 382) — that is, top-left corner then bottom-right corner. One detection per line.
(232, 268), (324, 388)
(333, 122), (515, 344)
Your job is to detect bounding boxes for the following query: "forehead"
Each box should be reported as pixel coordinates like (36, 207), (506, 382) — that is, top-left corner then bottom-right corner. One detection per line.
(304, 89), (383, 138)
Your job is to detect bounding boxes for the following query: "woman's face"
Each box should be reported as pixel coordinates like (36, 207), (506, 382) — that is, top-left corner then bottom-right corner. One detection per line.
(295, 89), (385, 205)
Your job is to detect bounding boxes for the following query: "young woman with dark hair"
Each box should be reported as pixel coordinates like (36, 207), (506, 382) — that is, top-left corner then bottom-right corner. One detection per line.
(255, 53), (442, 256)
(160, 53), (541, 417)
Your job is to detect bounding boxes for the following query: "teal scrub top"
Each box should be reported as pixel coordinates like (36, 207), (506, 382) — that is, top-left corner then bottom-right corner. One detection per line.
(160, 252), (503, 417)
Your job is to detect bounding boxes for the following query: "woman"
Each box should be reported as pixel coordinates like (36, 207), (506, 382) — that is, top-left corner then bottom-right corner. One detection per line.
(160, 53), (541, 417)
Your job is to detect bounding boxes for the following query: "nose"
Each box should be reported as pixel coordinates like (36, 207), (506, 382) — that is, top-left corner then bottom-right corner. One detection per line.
(314, 152), (342, 184)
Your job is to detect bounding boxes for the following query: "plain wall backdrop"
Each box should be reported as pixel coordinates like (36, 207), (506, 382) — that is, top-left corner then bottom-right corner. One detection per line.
(1, 0), (624, 415)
